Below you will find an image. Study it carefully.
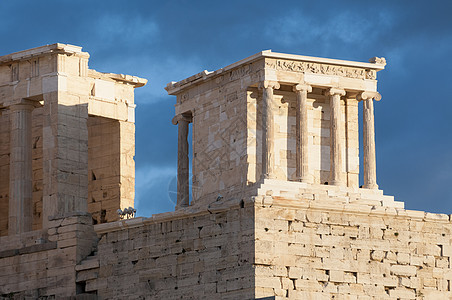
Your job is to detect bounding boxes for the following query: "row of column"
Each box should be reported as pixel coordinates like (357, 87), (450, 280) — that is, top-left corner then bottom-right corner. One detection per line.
(173, 82), (380, 208)
(262, 81), (379, 188)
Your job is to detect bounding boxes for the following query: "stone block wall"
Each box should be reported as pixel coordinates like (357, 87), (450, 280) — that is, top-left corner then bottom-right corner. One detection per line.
(87, 115), (135, 224)
(62, 195), (452, 299)
(254, 200), (452, 299)
(81, 205), (255, 299)
(88, 116), (121, 224)
(0, 213), (97, 298)
(172, 61), (264, 206)
(189, 82), (250, 204)
(118, 119), (135, 211)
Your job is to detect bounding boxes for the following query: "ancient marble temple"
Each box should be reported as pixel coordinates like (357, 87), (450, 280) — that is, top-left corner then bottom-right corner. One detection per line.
(1, 45), (452, 299)
(166, 50), (400, 209)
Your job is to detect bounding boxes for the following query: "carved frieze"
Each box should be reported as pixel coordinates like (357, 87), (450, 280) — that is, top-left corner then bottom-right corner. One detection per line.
(272, 60), (376, 80)
(214, 64), (253, 84)
(228, 65), (251, 81)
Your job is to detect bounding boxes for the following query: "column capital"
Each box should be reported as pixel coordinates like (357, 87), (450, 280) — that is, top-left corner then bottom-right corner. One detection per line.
(259, 80), (280, 90)
(172, 113), (192, 125)
(293, 83), (312, 93)
(358, 91), (382, 101)
(328, 88), (346, 96)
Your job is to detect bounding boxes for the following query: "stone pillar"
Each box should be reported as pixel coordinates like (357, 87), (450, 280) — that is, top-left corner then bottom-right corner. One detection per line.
(293, 84), (312, 183)
(360, 91), (381, 189)
(8, 100), (36, 234)
(172, 113), (192, 209)
(328, 88), (346, 186)
(42, 89), (89, 229)
(260, 80), (280, 179)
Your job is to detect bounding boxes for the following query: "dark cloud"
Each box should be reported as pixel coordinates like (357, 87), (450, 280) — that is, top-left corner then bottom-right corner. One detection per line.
(1, 0), (451, 215)
(135, 97), (176, 167)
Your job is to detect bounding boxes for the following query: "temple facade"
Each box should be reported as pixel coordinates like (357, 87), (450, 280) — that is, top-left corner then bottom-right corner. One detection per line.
(166, 50), (398, 209)
(0, 45), (451, 299)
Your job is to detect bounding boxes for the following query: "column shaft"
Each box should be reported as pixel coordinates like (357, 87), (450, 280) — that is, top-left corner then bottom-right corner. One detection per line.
(329, 89), (346, 186)
(9, 102), (34, 234)
(294, 84), (312, 183)
(176, 116), (190, 208)
(363, 98), (378, 189)
(261, 81), (279, 179)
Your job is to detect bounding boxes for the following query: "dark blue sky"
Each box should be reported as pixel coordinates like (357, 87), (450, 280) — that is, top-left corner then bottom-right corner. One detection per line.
(1, 1), (451, 216)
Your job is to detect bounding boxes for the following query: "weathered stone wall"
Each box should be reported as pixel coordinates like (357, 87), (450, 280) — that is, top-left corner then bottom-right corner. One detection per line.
(68, 196), (452, 300)
(173, 61), (264, 206)
(88, 116), (121, 224)
(190, 84), (249, 205)
(79, 205), (255, 299)
(118, 119), (135, 212)
(87, 116), (135, 224)
(254, 200), (452, 299)
(0, 214), (97, 298)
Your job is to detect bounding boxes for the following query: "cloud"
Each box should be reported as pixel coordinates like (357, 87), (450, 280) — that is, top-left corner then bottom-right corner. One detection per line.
(264, 9), (394, 57)
(135, 165), (176, 216)
(93, 13), (159, 44)
(133, 55), (205, 104)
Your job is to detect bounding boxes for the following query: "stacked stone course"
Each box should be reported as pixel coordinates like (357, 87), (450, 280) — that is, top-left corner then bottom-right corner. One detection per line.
(80, 205), (255, 299)
(0, 213), (96, 298)
(254, 200), (452, 299)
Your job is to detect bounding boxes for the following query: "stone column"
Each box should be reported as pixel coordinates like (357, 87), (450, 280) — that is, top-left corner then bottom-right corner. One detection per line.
(172, 113), (192, 209)
(8, 100), (36, 234)
(293, 83), (312, 183)
(260, 80), (280, 179)
(328, 88), (346, 186)
(360, 91), (381, 189)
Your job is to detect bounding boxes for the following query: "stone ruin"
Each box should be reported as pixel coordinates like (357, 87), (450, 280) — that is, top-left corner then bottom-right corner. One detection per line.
(0, 44), (451, 299)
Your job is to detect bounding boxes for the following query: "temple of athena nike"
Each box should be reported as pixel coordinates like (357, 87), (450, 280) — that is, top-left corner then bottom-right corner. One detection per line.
(0, 44), (451, 299)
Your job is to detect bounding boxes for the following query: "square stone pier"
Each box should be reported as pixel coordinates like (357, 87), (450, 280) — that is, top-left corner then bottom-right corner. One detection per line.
(0, 44), (145, 298)
(0, 43), (146, 236)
